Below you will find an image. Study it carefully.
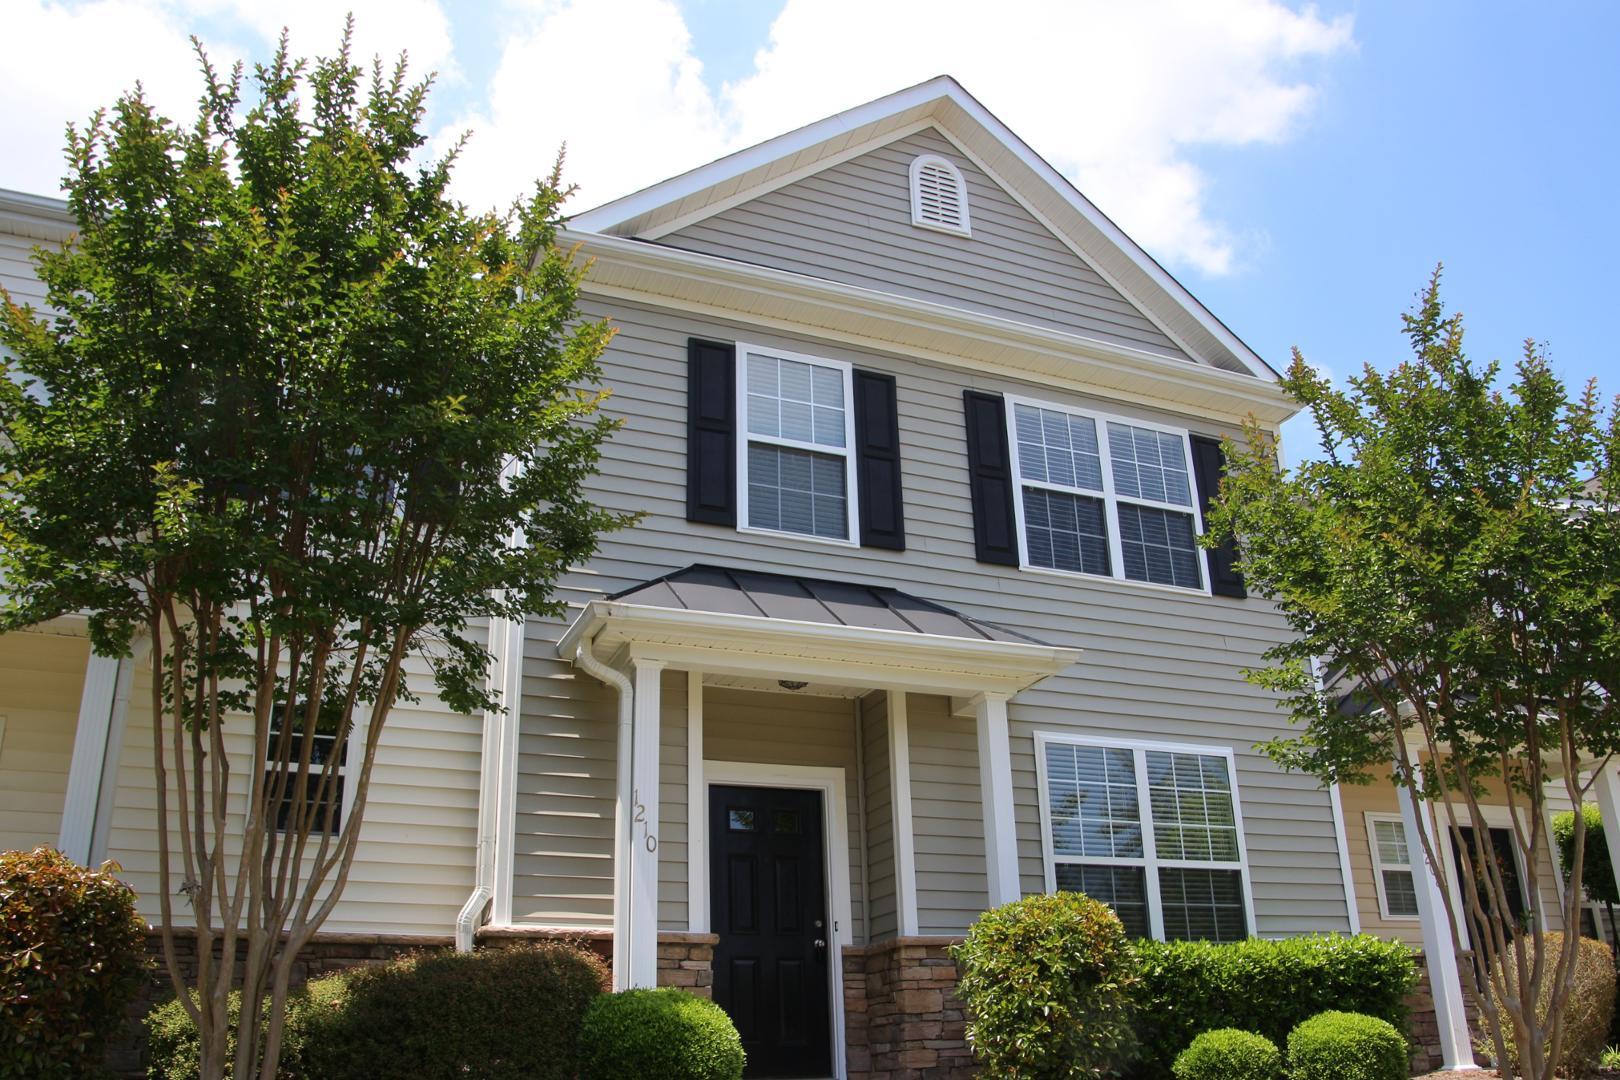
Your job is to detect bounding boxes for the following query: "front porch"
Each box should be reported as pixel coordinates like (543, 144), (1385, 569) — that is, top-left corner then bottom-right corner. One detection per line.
(557, 565), (1079, 1078)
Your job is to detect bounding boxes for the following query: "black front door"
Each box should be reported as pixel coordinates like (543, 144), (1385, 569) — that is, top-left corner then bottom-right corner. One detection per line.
(710, 785), (832, 1079)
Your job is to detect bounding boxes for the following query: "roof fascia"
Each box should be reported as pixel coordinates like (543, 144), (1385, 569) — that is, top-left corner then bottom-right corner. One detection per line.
(565, 229), (1299, 426)
(559, 599), (1080, 694)
(568, 76), (960, 236)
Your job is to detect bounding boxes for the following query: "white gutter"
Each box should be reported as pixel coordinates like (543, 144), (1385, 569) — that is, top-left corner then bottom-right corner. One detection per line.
(573, 639), (635, 990)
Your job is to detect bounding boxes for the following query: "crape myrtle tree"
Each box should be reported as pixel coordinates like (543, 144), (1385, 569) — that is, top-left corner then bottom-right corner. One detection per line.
(0, 25), (628, 1080)
(1203, 270), (1620, 1080)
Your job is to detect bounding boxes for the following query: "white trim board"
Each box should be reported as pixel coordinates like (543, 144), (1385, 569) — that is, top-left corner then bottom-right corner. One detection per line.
(701, 759), (854, 1080)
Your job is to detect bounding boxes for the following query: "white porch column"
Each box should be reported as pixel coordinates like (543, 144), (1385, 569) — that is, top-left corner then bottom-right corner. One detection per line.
(1398, 765), (1478, 1071)
(687, 671), (707, 934)
(888, 690), (920, 935)
(973, 692), (1020, 907)
(58, 654), (126, 864)
(1590, 766), (1620, 906)
(629, 658), (666, 988)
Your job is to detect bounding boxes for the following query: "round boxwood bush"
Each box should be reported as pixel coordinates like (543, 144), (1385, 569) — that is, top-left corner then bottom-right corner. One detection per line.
(579, 988), (743, 1080)
(2, 846), (148, 1079)
(1172, 1028), (1282, 1080)
(1286, 1010), (1407, 1080)
(1481, 930), (1616, 1077)
(950, 891), (1137, 1077)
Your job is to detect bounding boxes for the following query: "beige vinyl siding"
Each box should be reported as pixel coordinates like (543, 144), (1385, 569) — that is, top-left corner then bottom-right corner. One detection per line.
(512, 623), (617, 928)
(104, 647), (482, 937)
(506, 293), (1350, 939)
(861, 692), (897, 941)
(661, 127), (1191, 360)
(0, 228), (51, 310)
(0, 630), (88, 852)
(701, 687), (867, 943)
(907, 695), (989, 933)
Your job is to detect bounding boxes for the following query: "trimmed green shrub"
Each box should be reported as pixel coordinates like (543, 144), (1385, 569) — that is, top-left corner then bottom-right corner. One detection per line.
(1286, 1010), (1407, 1080)
(579, 988), (744, 1080)
(145, 941), (608, 1079)
(306, 942), (606, 1079)
(1480, 931), (1616, 1078)
(144, 978), (345, 1080)
(2, 846), (148, 1080)
(1171, 1029), (1282, 1080)
(952, 892), (1138, 1077)
(1129, 934), (1416, 1077)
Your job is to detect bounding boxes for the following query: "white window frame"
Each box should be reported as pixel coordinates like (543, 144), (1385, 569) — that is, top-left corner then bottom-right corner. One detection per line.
(1033, 730), (1257, 941)
(908, 154), (971, 236)
(735, 342), (860, 547)
(1365, 811), (1421, 921)
(1004, 394), (1209, 595)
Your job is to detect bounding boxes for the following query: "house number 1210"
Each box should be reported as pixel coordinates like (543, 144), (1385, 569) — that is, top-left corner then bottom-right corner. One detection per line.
(632, 789), (658, 852)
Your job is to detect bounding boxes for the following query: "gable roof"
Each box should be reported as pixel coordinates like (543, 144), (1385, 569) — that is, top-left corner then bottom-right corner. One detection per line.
(569, 76), (1275, 382)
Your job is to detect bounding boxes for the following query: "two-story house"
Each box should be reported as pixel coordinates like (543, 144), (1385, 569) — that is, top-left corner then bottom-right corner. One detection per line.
(10, 75), (1599, 1077)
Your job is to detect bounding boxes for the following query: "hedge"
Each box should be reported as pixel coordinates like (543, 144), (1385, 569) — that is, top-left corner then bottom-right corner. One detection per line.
(145, 941), (608, 1079)
(1129, 934), (1416, 1077)
(1287, 1010), (1408, 1080)
(578, 988), (743, 1080)
(1481, 931), (1616, 1078)
(1, 847), (148, 1080)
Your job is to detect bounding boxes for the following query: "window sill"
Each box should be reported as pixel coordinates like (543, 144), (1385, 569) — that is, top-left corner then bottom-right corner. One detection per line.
(1016, 562), (1211, 599)
(736, 524), (860, 549)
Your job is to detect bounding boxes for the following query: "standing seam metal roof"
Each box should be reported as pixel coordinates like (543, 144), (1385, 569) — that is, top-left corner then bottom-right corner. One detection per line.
(606, 564), (1049, 647)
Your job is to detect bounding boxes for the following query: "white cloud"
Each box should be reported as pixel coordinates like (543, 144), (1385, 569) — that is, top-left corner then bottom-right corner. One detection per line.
(3, 0), (1353, 277)
(0, 0), (454, 197)
(442, 0), (1351, 275)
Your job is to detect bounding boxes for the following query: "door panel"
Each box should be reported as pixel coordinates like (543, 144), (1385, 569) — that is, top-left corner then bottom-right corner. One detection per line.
(711, 785), (832, 1078)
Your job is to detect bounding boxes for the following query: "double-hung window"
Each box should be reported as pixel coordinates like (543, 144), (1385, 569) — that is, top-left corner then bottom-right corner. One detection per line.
(1036, 733), (1253, 941)
(738, 345), (859, 543)
(1008, 397), (1204, 591)
(265, 701), (348, 834)
(1365, 813), (1420, 919)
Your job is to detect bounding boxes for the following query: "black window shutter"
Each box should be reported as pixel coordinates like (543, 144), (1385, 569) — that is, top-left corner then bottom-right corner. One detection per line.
(686, 338), (736, 526)
(1189, 434), (1247, 598)
(853, 369), (906, 550)
(962, 390), (1020, 566)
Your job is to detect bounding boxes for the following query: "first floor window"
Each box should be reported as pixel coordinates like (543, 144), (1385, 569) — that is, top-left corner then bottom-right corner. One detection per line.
(1039, 734), (1251, 941)
(1009, 398), (1205, 590)
(266, 701), (348, 834)
(1366, 814), (1420, 919)
(739, 346), (857, 542)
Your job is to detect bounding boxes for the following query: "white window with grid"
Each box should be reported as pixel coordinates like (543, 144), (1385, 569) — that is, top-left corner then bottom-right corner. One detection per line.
(1036, 733), (1254, 942)
(1007, 396), (1205, 591)
(736, 344), (859, 544)
(1366, 813), (1420, 919)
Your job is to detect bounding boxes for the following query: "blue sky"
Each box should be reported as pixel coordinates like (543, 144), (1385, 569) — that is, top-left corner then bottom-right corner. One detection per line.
(3, 1), (1615, 461)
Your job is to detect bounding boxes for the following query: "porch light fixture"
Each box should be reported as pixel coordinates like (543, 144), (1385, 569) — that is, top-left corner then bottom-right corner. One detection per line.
(777, 680), (809, 691)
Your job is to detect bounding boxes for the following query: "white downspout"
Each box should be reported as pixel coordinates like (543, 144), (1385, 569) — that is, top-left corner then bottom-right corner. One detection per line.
(574, 639), (634, 990)
(456, 614), (512, 953)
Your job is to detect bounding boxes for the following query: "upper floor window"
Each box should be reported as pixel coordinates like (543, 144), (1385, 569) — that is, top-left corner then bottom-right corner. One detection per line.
(1007, 396), (1205, 591)
(738, 344), (859, 544)
(1036, 732), (1254, 942)
(909, 154), (971, 236)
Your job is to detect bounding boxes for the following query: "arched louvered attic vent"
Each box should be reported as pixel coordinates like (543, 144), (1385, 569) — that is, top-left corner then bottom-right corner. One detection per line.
(909, 154), (970, 236)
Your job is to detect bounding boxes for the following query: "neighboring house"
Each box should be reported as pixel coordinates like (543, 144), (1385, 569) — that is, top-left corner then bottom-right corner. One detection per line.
(5, 77), (1609, 1078)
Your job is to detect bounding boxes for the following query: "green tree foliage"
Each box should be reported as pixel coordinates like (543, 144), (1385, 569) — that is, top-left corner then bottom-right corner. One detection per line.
(0, 22), (626, 1080)
(1553, 805), (1617, 906)
(1204, 269), (1620, 1080)
(1, 848), (148, 1079)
